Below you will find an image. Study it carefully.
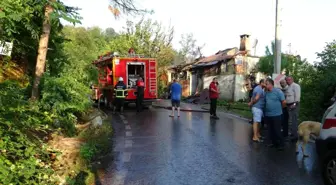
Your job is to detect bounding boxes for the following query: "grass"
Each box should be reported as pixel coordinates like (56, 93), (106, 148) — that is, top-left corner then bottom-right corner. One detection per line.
(216, 100), (252, 119)
(228, 109), (252, 119)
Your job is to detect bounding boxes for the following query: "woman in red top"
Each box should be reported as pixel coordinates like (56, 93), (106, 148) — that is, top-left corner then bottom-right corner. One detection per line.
(209, 78), (220, 119)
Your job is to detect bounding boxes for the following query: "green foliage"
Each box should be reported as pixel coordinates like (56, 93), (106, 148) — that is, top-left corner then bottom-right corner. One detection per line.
(79, 121), (113, 163)
(107, 19), (175, 68)
(0, 1), (158, 184)
(39, 74), (91, 136)
(0, 81), (56, 185)
(297, 40), (336, 121)
(0, 77), (92, 183)
(80, 143), (98, 162)
(61, 26), (113, 85)
(177, 33), (204, 64)
(258, 42), (304, 76)
(258, 41), (336, 122)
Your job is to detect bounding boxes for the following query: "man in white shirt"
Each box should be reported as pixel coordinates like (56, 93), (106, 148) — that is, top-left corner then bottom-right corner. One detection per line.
(280, 80), (289, 138)
(285, 76), (301, 142)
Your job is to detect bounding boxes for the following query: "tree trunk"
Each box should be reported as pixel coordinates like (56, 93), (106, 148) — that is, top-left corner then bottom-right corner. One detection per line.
(31, 3), (54, 100)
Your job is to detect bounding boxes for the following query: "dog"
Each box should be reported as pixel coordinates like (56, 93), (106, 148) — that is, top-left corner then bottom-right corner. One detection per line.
(296, 121), (322, 157)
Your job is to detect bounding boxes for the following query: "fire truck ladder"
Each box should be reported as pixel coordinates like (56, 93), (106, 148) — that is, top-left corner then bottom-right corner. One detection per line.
(149, 61), (156, 93)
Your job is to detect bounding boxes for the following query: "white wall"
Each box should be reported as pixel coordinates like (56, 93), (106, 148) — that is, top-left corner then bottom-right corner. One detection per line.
(234, 74), (247, 101)
(191, 73), (197, 95)
(204, 75), (235, 100)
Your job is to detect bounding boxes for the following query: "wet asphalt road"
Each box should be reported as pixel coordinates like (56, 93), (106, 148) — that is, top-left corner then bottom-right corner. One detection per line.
(98, 107), (324, 185)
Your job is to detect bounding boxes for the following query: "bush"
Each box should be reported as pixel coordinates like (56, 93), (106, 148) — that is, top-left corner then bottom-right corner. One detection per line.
(0, 81), (56, 184)
(40, 75), (92, 136)
(79, 121), (113, 163)
(80, 142), (98, 162)
(0, 76), (93, 184)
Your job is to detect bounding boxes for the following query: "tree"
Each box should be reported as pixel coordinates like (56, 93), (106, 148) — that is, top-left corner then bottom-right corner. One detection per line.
(61, 26), (112, 84)
(108, 18), (175, 68)
(31, 0), (81, 100)
(31, 0), (151, 100)
(258, 41), (304, 76)
(108, 0), (152, 18)
(104, 27), (118, 41)
(177, 33), (204, 64)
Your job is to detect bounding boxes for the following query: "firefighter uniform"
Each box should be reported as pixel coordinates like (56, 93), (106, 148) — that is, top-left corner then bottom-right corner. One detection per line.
(113, 77), (127, 114)
(136, 78), (145, 112)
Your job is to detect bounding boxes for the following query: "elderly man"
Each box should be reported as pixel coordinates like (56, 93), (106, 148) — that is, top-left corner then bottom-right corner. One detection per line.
(280, 79), (289, 138)
(285, 76), (301, 142)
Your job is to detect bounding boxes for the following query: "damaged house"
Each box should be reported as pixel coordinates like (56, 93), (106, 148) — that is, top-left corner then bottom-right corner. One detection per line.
(168, 34), (265, 101)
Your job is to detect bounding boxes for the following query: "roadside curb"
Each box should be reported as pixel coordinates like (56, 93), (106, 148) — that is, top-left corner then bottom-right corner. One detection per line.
(152, 104), (209, 113)
(201, 106), (250, 122)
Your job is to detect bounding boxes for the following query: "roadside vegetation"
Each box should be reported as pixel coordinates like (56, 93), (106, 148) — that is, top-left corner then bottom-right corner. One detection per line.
(0, 0), (178, 184)
(258, 40), (336, 122)
(207, 41), (336, 121)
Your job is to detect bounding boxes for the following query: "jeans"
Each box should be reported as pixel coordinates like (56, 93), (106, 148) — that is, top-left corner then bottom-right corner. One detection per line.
(210, 98), (217, 116)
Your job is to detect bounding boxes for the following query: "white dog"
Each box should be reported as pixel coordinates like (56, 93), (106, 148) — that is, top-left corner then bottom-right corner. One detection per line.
(296, 121), (322, 157)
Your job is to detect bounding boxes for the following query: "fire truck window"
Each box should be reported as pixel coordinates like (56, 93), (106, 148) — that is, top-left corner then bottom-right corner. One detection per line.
(127, 64), (145, 88)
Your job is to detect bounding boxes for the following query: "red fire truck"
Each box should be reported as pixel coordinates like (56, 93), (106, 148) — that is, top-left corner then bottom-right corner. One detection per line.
(91, 49), (158, 108)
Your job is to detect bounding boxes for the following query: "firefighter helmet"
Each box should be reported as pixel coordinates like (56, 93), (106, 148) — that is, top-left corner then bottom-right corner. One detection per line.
(119, 77), (124, 81)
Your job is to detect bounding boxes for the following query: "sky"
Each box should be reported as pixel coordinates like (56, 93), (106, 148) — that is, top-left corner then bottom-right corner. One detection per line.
(62, 0), (336, 62)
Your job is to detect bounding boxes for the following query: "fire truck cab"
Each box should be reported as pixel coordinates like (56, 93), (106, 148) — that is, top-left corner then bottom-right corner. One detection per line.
(91, 50), (158, 108)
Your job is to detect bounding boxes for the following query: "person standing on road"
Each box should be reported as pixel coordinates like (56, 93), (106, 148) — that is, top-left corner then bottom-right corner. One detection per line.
(285, 76), (301, 142)
(249, 81), (258, 102)
(264, 78), (286, 150)
(113, 77), (127, 114)
(280, 79), (289, 138)
(209, 78), (220, 120)
(136, 77), (145, 113)
(248, 79), (265, 142)
(169, 79), (182, 118)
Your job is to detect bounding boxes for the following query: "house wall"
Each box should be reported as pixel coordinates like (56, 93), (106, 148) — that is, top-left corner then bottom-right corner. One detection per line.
(234, 74), (247, 101)
(203, 74), (235, 100)
(178, 55), (262, 101)
(191, 73), (197, 95)
(204, 56), (261, 101)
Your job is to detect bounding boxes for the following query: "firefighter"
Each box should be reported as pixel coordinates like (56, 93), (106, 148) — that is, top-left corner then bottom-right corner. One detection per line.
(136, 77), (145, 112)
(113, 77), (127, 114)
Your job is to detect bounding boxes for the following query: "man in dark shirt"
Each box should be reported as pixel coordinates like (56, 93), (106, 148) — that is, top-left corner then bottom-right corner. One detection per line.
(136, 77), (145, 113)
(209, 78), (220, 120)
(113, 77), (127, 114)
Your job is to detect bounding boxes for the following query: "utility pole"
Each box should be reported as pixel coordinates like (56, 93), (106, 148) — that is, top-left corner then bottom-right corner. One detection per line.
(274, 0), (282, 74)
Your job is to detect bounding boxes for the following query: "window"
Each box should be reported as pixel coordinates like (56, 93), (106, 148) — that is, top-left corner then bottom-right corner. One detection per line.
(127, 63), (145, 88)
